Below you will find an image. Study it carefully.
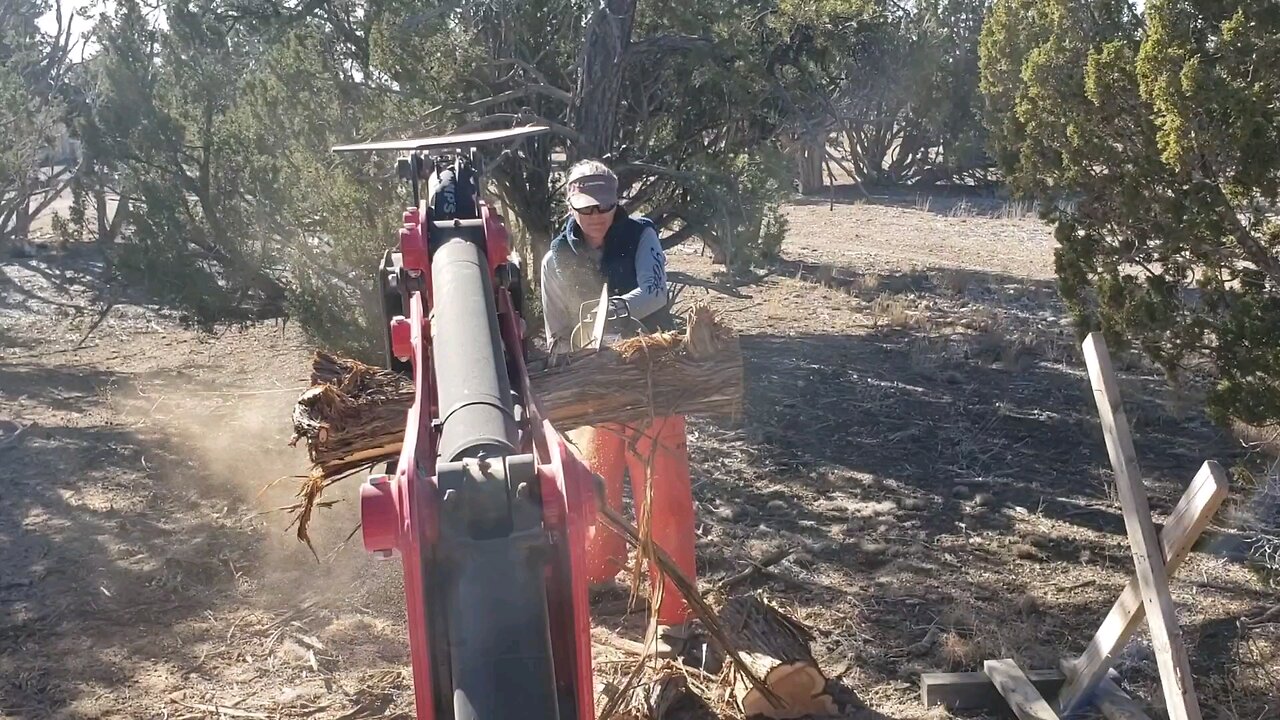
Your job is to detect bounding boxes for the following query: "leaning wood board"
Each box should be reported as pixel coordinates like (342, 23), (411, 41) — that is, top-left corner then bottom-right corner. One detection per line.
(983, 659), (1060, 720)
(1079, 333), (1201, 720)
(1057, 460), (1227, 714)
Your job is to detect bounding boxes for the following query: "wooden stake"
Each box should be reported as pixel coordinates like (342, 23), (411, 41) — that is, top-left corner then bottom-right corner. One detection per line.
(1056, 460), (1227, 715)
(1078, 333), (1202, 720)
(983, 659), (1060, 720)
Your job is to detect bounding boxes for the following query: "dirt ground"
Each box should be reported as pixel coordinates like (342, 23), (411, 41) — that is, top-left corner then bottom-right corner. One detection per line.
(2, 189), (1277, 720)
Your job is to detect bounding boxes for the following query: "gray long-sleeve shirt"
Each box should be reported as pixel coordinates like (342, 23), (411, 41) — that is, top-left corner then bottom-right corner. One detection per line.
(540, 224), (667, 352)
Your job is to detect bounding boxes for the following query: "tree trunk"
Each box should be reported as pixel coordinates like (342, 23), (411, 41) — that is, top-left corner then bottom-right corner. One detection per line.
(98, 190), (128, 280)
(569, 0), (638, 159)
(796, 138), (824, 195)
(14, 194), (31, 245)
(718, 594), (837, 720)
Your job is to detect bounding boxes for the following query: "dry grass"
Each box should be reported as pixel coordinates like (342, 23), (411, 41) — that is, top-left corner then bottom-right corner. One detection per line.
(870, 292), (931, 330)
(947, 199), (977, 218)
(931, 268), (975, 297)
(855, 271), (882, 294)
(938, 630), (983, 670)
(1232, 421), (1280, 458)
(996, 199), (1039, 219)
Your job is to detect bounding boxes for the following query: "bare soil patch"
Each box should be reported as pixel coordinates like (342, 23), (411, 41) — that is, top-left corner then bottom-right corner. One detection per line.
(2, 192), (1276, 719)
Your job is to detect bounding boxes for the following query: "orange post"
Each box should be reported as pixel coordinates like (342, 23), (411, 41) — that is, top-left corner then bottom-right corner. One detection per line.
(579, 423), (629, 585)
(578, 417), (697, 626)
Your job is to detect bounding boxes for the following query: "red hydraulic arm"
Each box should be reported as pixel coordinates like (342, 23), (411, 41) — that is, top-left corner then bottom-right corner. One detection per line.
(341, 126), (599, 720)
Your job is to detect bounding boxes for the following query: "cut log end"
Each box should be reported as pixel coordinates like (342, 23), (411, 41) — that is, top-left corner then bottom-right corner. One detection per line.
(739, 662), (837, 719)
(720, 594), (837, 719)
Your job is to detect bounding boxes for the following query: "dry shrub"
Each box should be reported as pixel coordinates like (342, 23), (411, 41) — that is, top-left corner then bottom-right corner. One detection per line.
(1232, 421), (1280, 458)
(932, 268), (975, 297)
(961, 306), (1003, 333)
(1233, 459), (1280, 587)
(871, 292), (930, 330)
(956, 309), (1043, 371)
(855, 271), (882, 294)
(939, 630), (987, 671)
(999, 332), (1043, 371)
(908, 335), (952, 376)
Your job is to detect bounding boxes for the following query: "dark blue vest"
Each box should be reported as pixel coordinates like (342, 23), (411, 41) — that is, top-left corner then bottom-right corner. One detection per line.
(549, 211), (652, 295)
(548, 210), (672, 330)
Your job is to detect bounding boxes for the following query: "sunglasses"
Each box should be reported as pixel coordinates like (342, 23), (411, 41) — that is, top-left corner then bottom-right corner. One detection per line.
(574, 203), (616, 216)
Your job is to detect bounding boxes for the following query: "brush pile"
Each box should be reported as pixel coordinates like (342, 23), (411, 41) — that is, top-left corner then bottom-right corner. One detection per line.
(286, 304), (743, 542)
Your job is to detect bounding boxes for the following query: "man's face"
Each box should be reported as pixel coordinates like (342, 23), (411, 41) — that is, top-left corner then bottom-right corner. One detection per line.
(573, 204), (616, 246)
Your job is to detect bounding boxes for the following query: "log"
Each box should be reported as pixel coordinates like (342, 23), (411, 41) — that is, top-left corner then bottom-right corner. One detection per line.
(718, 594), (836, 719)
(289, 304), (743, 483)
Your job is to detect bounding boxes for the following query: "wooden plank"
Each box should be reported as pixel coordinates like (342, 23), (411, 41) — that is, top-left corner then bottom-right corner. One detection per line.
(1095, 678), (1154, 720)
(1056, 460), (1228, 714)
(921, 669), (1066, 710)
(983, 659), (1061, 720)
(1076, 333), (1202, 720)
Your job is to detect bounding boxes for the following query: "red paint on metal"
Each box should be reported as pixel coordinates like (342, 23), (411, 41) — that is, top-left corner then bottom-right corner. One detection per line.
(401, 222), (427, 274)
(482, 203), (510, 273)
(359, 474), (397, 553)
(394, 289), (440, 720)
(389, 316), (412, 361)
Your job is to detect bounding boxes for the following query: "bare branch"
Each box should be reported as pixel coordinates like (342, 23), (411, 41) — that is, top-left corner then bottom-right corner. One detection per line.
(453, 114), (584, 147)
(614, 162), (707, 187)
(28, 167), (76, 218)
(626, 34), (713, 61)
(458, 84), (572, 110)
(485, 58), (559, 90)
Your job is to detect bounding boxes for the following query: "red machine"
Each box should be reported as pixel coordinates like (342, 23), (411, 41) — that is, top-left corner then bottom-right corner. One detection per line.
(333, 126), (599, 720)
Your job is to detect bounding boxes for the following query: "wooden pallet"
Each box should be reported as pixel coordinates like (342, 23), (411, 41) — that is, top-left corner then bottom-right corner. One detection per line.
(919, 333), (1229, 720)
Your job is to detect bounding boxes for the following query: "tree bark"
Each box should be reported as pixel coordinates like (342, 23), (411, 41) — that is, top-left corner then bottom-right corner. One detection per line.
(718, 595), (837, 720)
(290, 305), (742, 482)
(796, 137), (825, 195)
(569, 0), (639, 159)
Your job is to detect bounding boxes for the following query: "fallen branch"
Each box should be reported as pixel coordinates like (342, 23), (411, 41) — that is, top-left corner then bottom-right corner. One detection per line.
(714, 547), (798, 591)
(595, 503), (786, 712)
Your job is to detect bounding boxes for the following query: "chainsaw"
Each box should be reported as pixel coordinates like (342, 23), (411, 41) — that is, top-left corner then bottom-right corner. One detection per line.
(332, 125), (599, 720)
(567, 286), (651, 352)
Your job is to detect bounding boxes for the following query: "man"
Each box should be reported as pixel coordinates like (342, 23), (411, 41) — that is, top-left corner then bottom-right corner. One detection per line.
(540, 159), (696, 657)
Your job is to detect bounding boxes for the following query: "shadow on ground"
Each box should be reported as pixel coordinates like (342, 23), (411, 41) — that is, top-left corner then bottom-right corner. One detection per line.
(789, 183), (1041, 220)
(681, 283), (1254, 709)
(0, 366), (255, 717)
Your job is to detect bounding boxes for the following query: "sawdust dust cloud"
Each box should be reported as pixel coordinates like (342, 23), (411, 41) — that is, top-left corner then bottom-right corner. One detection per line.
(115, 366), (403, 612)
